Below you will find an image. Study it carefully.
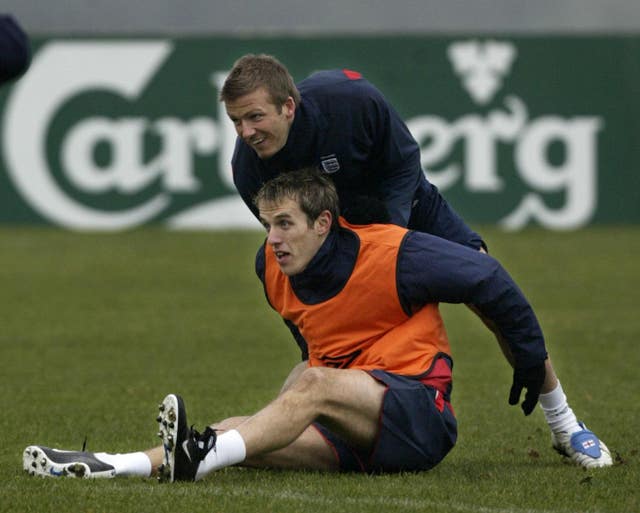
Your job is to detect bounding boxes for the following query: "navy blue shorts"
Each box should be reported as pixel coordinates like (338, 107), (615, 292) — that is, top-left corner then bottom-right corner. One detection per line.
(313, 369), (457, 473)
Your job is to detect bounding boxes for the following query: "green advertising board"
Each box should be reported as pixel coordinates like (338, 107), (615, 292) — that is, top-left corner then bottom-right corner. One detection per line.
(1, 35), (639, 230)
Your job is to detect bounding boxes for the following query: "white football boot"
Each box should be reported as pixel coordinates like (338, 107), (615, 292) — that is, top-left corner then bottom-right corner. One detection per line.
(551, 422), (613, 468)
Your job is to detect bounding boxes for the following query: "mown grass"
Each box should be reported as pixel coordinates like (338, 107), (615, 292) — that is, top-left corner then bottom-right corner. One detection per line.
(1, 226), (638, 513)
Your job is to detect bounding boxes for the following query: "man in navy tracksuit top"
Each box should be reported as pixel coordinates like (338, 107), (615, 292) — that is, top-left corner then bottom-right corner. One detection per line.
(0, 14), (30, 85)
(219, 54), (611, 468)
(227, 64), (483, 251)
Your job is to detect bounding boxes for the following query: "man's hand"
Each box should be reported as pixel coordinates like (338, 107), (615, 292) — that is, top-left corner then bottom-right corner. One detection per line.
(508, 362), (546, 415)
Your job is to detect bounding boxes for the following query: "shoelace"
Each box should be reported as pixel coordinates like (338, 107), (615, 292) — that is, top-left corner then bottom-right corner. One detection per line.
(188, 426), (218, 461)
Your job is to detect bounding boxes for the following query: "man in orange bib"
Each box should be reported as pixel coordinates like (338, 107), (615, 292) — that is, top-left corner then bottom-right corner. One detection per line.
(149, 167), (600, 479)
(23, 168), (611, 481)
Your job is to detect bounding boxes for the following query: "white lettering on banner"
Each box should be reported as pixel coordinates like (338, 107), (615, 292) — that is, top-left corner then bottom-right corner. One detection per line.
(408, 95), (602, 230)
(62, 117), (216, 193)
(1, 39), (603, 231)
(2, 41), (174, 229)
(505, 116), (602, 230)
(1, 42), (253, 230)
(408, 97), (527, 192)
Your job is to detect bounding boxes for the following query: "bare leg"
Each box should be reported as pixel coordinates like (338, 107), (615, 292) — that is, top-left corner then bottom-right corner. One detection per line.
(148, 366), (384, 475)
(235, 366), (385, 460)
(213, 417), (337, 470)
(143, 420), (337, 475)
(144, 447), (164, 476)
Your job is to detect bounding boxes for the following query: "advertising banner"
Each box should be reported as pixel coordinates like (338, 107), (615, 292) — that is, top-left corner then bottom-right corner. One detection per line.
(1, 35), (639, 230)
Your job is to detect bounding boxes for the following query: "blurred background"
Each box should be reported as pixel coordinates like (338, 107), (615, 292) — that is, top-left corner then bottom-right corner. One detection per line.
(2, 9), (638, 512)
(5, 0), (640, 34)
(1, 1), (639, 231)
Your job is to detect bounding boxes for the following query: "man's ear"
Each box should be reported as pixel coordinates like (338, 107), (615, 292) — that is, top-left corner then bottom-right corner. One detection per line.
(315, 210), (332, 235)
(283, 96), (296, 120)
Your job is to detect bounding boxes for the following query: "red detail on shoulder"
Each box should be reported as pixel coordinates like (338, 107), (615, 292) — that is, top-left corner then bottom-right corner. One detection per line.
(342, 69), (362, 80)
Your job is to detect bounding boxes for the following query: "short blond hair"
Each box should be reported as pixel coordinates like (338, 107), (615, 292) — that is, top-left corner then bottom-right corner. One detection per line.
(219, 54), (301, 110)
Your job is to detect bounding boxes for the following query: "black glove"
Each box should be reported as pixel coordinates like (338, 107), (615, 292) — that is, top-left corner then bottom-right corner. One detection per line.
(508, 362), (546, 415)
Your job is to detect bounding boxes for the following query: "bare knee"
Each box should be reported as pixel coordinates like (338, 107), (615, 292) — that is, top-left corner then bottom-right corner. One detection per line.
(280, 366), (332, 411)
(291, 366), (330, 395)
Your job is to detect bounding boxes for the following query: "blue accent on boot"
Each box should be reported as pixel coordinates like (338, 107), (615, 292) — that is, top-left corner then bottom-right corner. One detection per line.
(570, 423), (602, 459)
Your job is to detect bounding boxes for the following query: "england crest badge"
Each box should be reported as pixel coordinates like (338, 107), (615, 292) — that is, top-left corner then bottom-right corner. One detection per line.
(320, 154), (340, 174)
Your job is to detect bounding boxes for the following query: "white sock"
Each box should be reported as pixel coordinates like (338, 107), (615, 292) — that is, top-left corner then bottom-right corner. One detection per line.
(195, 429), (247, 481)
(94, 451), (152, 477)
(538, 381), (582, 435)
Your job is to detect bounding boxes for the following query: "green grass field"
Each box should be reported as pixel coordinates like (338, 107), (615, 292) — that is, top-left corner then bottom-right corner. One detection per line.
(1, 226), (638, 513)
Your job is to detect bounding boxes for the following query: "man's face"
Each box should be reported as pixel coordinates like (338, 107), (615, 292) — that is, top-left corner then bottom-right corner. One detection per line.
(258, 197), (331, 276)
(224, 87), (295, 159)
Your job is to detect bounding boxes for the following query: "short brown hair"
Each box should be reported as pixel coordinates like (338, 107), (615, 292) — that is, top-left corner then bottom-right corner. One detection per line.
(254, 168), (340, 229)
(219, 54), (301, 109)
